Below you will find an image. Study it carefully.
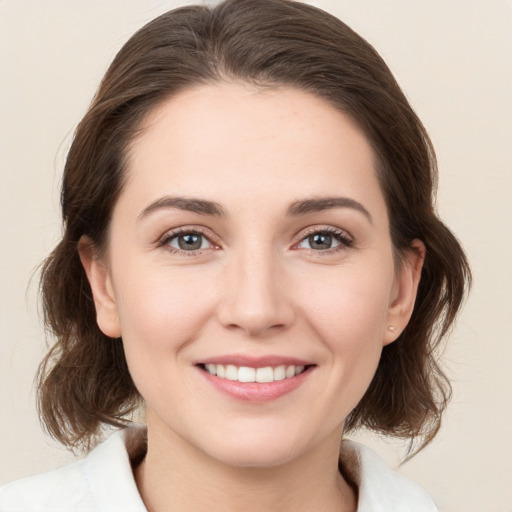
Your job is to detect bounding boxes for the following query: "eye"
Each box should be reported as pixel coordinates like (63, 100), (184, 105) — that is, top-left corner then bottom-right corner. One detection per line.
(296, 228), (353, 252)
(162, 230), (214, 253)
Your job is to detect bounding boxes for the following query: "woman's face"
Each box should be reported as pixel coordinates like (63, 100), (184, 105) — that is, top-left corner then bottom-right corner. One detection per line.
(84, 83), (421, 468)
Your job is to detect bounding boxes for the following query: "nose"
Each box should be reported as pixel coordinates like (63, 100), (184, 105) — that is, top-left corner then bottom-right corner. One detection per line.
(216, 248), (296, 338)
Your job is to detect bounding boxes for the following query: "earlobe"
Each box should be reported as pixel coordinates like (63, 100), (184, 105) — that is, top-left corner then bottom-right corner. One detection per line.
(384, 240), (425, 346)
(78, 236), (122, 338)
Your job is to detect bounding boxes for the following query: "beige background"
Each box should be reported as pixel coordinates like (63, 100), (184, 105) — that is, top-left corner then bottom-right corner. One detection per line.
(1, 1), (511, 510)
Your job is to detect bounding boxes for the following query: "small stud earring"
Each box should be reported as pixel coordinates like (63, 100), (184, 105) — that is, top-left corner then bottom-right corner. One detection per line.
(387, 325), (397, 332)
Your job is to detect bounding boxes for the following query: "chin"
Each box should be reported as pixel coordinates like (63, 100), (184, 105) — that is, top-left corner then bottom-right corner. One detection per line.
(195, 423), (318, 469)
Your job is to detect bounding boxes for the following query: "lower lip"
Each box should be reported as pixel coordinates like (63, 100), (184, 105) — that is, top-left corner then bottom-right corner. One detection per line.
(198, 366), (313, 402)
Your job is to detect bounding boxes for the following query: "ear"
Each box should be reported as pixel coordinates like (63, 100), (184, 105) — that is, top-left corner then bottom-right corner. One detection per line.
(78, 236), (122, 338)
(384, 239), (425, 346)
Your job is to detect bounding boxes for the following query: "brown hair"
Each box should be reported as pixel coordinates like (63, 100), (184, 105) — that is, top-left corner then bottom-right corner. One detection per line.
(38, 0), (471, 453)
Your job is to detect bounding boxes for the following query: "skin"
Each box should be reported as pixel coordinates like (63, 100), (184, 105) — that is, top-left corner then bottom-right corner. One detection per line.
(80, 82), (424, 512)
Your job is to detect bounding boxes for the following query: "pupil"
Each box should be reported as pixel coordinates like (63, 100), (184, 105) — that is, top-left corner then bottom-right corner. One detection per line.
(310, 233), (332, 249)
(178, 234), (201, 250)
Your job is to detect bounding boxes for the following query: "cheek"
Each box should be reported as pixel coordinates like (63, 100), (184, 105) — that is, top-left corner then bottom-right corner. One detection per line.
(112, 266), (220, 414)
(301, 263), (393, 343)
(113, 264), (216, 368)
(298, 263), (394, 404)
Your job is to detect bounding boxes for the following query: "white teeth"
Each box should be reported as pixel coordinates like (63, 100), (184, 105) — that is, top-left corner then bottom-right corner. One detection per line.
(238, 366), (256, 382)
(203, 363), (307, 382)
(225, 365), (238, 380)
(273, 365), (286, 381)
(256, 366), (274, 383)
(205, 363), (217, 376)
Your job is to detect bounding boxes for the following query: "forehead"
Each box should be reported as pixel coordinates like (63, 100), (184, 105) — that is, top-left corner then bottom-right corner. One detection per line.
(122, 82), (386, 220)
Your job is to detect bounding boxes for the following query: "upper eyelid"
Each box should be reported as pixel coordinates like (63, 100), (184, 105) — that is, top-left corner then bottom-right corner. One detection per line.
(294, 225), (353, 242)
(159, 226), (216, 243)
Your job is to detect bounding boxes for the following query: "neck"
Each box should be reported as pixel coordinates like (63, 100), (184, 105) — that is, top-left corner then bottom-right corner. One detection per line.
(134, 419), (357, 512)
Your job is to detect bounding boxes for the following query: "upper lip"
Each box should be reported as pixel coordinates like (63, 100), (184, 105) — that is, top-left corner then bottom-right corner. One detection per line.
(195, 354), (314, 368)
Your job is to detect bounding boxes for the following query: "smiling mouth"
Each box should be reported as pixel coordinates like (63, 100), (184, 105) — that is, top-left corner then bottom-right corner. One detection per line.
(199, 363), (310, 383)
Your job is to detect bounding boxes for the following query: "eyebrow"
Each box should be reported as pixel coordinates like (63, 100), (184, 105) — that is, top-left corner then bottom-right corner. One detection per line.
(138, 196), (226, 220)
(138, 195), (372, 224)
(287, 197), (373, 224)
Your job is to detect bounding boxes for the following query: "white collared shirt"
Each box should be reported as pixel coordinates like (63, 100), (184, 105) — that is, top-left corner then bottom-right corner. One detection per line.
(0, 427), (438, 511)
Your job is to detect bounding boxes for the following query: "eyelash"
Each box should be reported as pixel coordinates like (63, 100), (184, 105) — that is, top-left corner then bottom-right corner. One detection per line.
(157, 226), (354, 256)
(296, 226), (354, 255)
(158, 227), (217, 256)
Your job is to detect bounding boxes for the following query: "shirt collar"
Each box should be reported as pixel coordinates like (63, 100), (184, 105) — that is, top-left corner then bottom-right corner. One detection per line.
(340, 439), (438, 511)
(84, 426), (148, 512)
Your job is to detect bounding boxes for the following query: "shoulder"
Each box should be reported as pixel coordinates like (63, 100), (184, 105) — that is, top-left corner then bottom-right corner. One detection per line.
(0, 427), (147, 512)
(0, 457), (91, 512)
(340, 440), (439, 512)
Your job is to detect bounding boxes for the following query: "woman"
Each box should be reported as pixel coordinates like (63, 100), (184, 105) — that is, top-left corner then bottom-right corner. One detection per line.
(0, 0), (470, 510)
